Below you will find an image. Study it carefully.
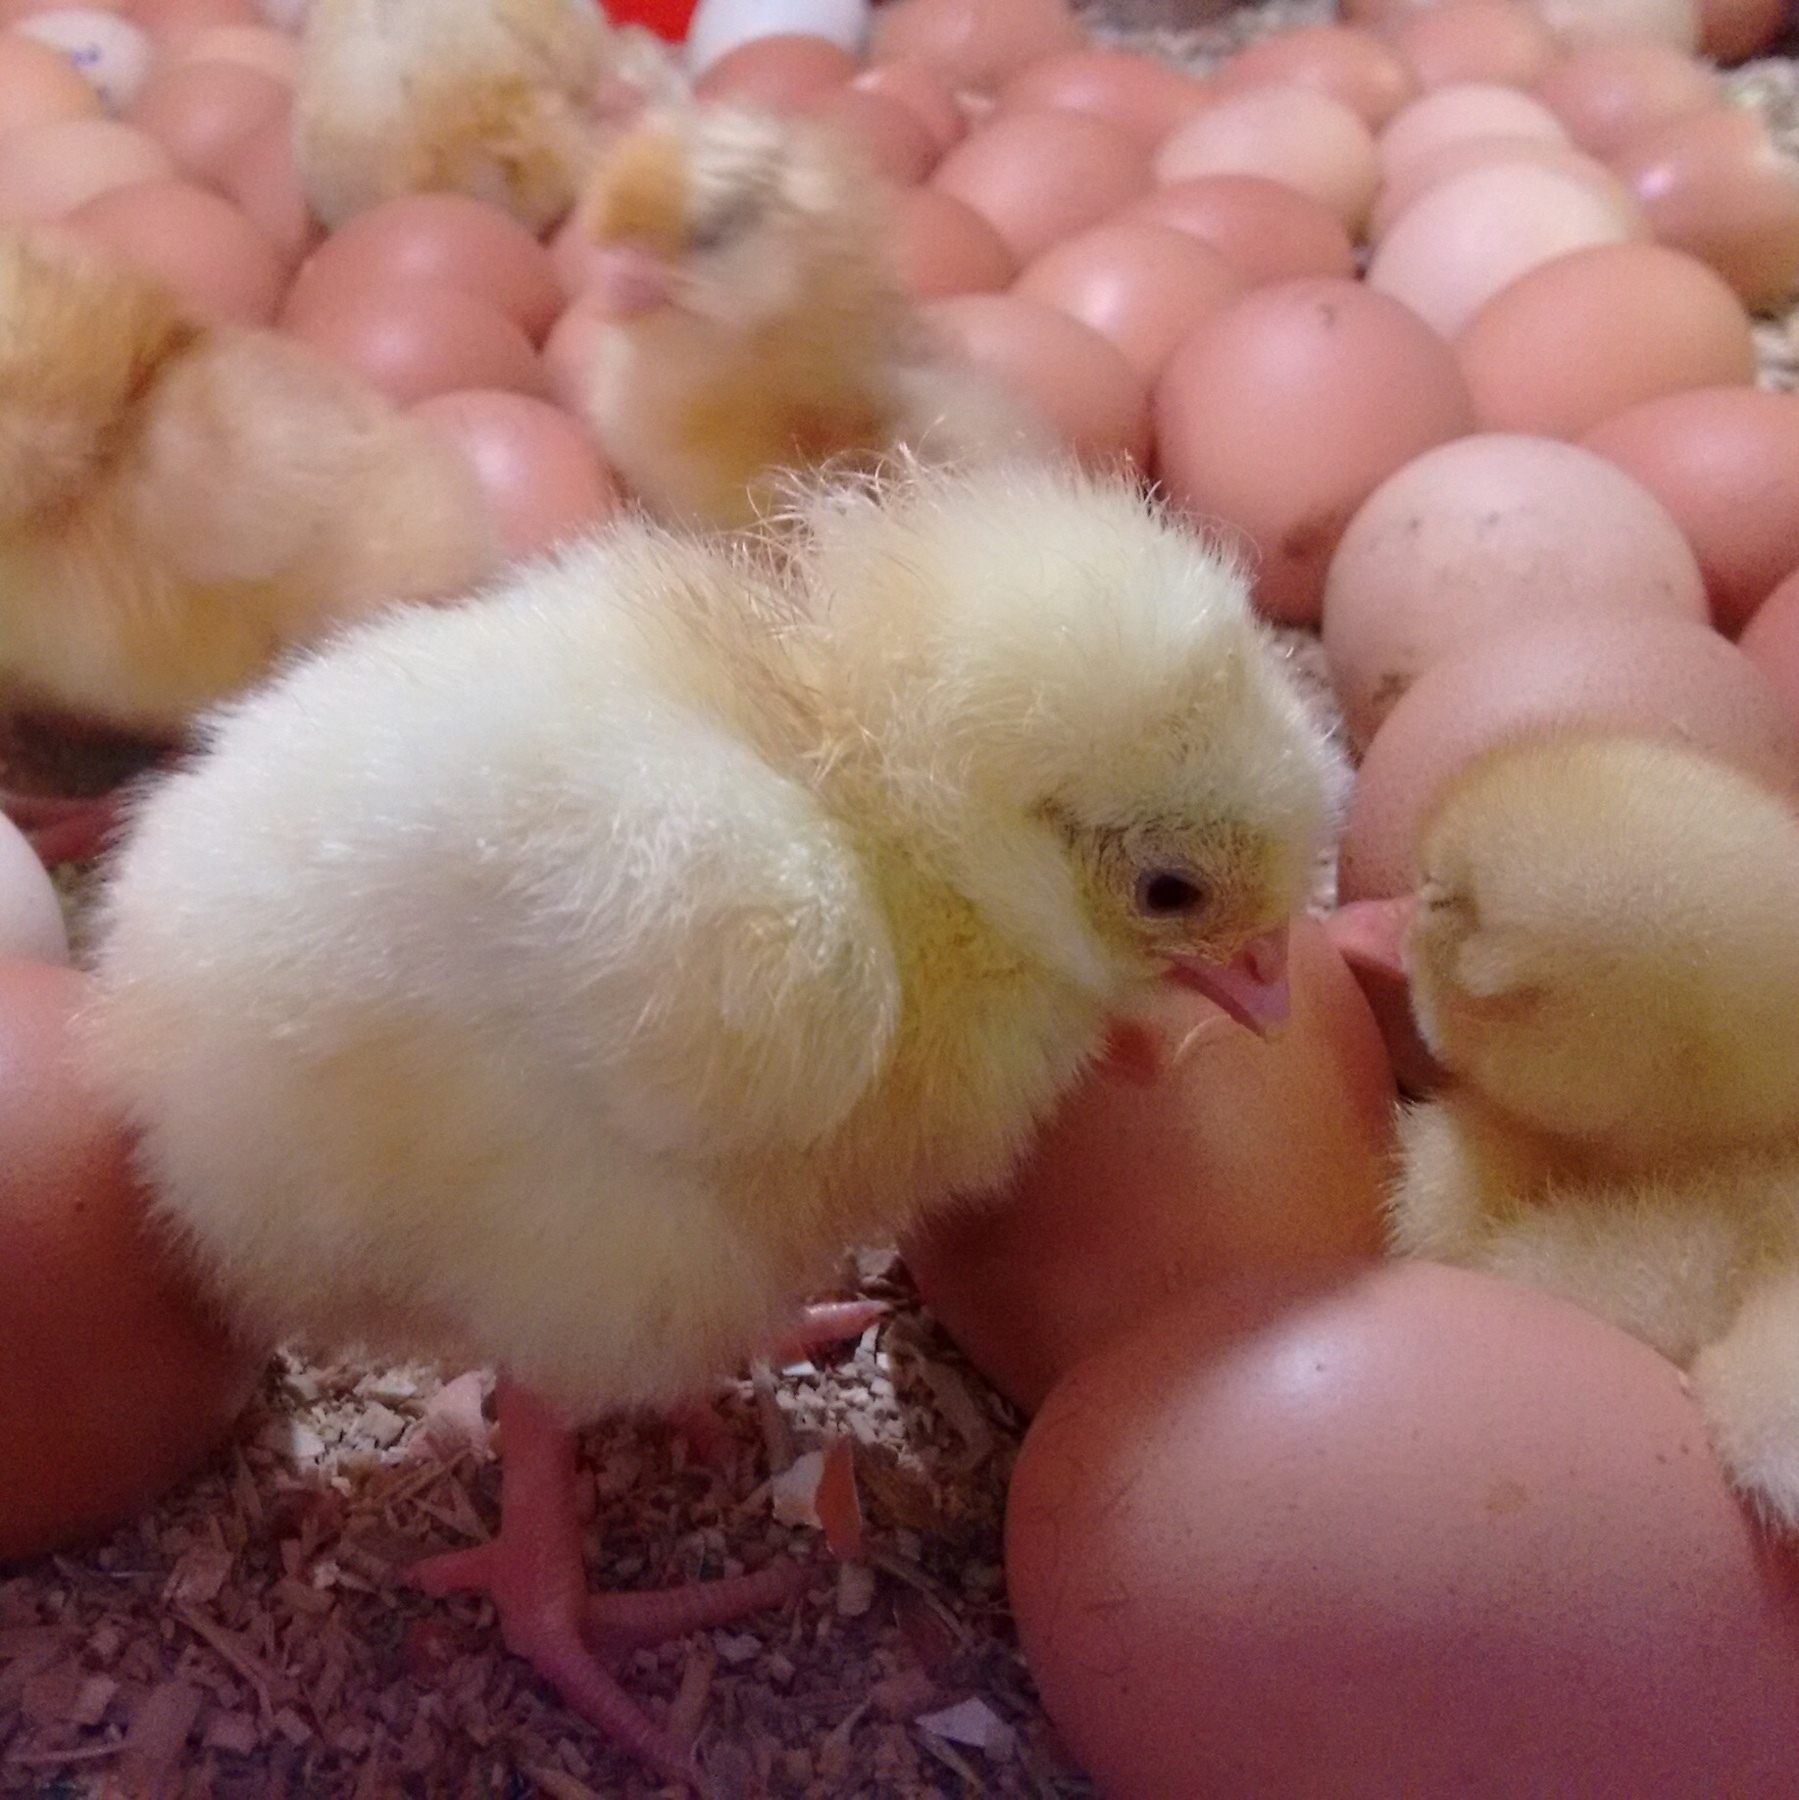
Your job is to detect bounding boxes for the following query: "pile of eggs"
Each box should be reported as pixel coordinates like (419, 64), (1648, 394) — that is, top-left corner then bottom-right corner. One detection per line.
(2, 0), (1799, 1784)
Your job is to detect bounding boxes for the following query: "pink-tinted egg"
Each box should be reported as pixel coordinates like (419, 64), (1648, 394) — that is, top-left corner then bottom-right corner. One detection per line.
(1458, 241), (1757, 440)
(65, 176), (285, 323)
(924, 293), (1150, 469)
(1534, 38), (1720, 159)
(170, 22), (297, 81)
(811, 84), (940, 185)
(1583, 389), (1799, 637)
(1155, 278), (1475, 625)
(1611, 107), (1799, 313)
(1123, 173), (1356, 284)
(1381, 0), (1556, 91)
(1377, 80), (1567, 174)
(215, 109), (318, 267)
(1015, 221), (1247, 380)
(692, 32), (858, 112)
(1155, 86), (1380, 234)
(0, 816), (68, 964)
(1216, 24), (1419, 131)
(409, 390), (620, 563)
(1322, 434), (1709, 748)
(870, 0), (1083, 92)
(540, 298), (603, 417)
(903, 915), (1393, 1414)
(0, 115), (170, 220)
(998, 46), (1204, 149)
(1008, 1262), (1799, 1800)
(1369, 134), (1635, 244)
(283, 279), (547, 407)
(931, 108), (1147, 265)
(129, 0), (264, 40)
(289, 193), (562, 342)
(889, 183), (1016, 297)
(1338, 612), (1799, 901)
(1739, 569), (1799, 733)
(848, 60), (966, 151)
(0, 31), (103, 133)
(1699, 0), (1784, 59)
(126, 57), (287, 190)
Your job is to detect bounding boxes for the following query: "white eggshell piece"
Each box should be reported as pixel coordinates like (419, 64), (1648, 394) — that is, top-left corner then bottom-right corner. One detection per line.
(12, 9), (151, 113)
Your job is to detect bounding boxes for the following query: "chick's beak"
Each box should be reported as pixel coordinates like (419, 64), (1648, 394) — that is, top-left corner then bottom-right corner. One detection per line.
(1166, 922), (1292, 1038)
(588, 243), (672, 319)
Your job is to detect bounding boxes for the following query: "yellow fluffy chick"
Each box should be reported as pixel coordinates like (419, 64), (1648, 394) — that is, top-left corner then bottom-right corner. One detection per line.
(295, 0), (685, 231)
(85, 459), (1339, 1782)
(0, 228), (495, 740)
(1389, 732), (1799, 1528)
(572, 104), (1045, 529)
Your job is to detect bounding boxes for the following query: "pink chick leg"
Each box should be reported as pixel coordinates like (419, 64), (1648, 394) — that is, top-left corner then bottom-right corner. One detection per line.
(412, 1379), (809, 1788)
(2, 789), (124, 866)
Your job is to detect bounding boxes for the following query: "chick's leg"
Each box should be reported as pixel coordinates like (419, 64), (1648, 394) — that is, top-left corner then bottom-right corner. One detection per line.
(1690, 1270), (1799, 1533)
(412, 1379), (807, 1785)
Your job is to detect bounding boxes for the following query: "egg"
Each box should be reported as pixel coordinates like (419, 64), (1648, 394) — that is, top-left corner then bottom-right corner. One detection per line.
(1154, 277), (1475, 625)
(125, 56), (286, 191)
(12, 7), (151, 111)
(1322, 434), (1709, 748)
(0, 30), (103, 134)
(1007, 1262), (1799, 1800)
(128, 0), (261, 41)
(0, 815), (68, 964)
(922, 292), (1150, 468)
(1014, 221), (1246, 380)
(215, 109), (318, 267)
(1535, 0), (1699, 50)
(997, 46), (1204, 150)
(889, 184), (1016, 297)
(931, 108), (1148, 265)
(1534, 39), (1720, 159)
(1122, 173), (1356, 284)
(1323, 894), (1443, 1096)
(282, 278), (547, 406)
(540, 297), (603, 416)
(170, 22), (298, 81)
(869, 0), (1083, 92)
(1458, 242), (1757, 440)
(1154, 87), (1380, 235)
(1377, 79), (1566, 172)
(1584, 389), (1799, 637)
(65, 177), (286, 324)
(409, 390), (621, 563)
(1215, 24), (1419, 131)
(811, 84), (940, 186)
(1380, 0), (1556, 91)
(682, 0), (868, 79)
(847, 59), (965, 152)
(1611, 107), (1799, 314)
(0, 959), (264, 1560)
(902, 915), (1394, 1415)
(0, 115), (170, 220)
(691, 31), (858, 111)
(1368, 134), (1635, 245)
(1739, 568), (1799, 732)
(1338, 612), (1799, 902)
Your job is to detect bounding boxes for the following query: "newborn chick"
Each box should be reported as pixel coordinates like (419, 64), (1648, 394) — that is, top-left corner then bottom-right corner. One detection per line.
(1389, 733), (1799, 1528)
(295, 0), (685, 231)
(572, 104), (1045, 530)
(86, 459), (1339, 1782)
(0, 229), (494, 858)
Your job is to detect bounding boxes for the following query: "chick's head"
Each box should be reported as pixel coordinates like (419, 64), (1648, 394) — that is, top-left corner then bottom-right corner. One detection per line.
(1407, 734), (1799, 1159)
(798, 462), (1343, 1022)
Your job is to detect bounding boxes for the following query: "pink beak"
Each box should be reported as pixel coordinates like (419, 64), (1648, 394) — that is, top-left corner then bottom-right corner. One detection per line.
(1167, 923), (1292, 1038)
(587, 243), (672, 319)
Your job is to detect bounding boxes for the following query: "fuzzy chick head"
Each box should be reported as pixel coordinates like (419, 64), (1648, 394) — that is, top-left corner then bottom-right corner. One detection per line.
(1406, 733), (1799, 1158)
(792, 459), (1343, 1010)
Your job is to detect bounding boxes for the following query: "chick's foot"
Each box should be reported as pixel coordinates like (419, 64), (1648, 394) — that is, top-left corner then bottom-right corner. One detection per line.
(3, 789), (122, 866)
(411, 1379), (808, 1787)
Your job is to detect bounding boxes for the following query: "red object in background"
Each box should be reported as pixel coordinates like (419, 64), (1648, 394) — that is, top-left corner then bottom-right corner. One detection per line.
(601, 0), (697, 40)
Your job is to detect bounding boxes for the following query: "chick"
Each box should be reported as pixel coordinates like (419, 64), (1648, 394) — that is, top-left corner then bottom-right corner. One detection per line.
(0, 229), (495, 856)
(1388, 732), (1799, 1527)
(295, 0), (685, 232)
(85, 459), (1339, 1781)
(571, 104), (1046, 530)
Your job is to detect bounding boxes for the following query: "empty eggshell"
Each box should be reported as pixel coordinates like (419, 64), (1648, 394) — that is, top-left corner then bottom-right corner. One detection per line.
(683, 0), (868, 78)
(1123, 173), (1356, 283)
(1457, 241), (1757, 440)
(1381, 0), (1556, 91)
(1322, 434), (1708, 748)
(1155, 277), (1475, 625)
(1215, 23), (1419, 130)
(1534, 38), (1719, 159)
(0, 816), (68, 964)
(0, 31), (104, 134)
(1377, 79), (1566, 173)
(1583, 388), (1799, 636)
(12, 7), (151, 111)
(998, 46), (1204, 149)
(889, 184), (1017, 297)
(0, 115), (170, 220)
(691, 32), (858, 111)
(869, 0), (1083, 92)
(125, 57), (287, 190)
(1007, 1262), (1799, 1800)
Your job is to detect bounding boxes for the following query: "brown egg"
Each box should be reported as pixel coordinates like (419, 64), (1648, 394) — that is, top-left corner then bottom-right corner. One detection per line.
(1699, 0), (1785, 60)
(540, 298), (604, 416)
(931, 108), (1148, 265)
(692, 32), (858, 112)
(1216, 24), (1419, 131)
(848, 60), (966, 152)
(126, 59), (287, 191)
(1155, 87), (1380, 234)
(1584, 389), (1799, 636)
(1338, 612), (1799, 901)
(283, 279), (548, 407)
(1369, 134), (1636, 244)
(1007, 1262), (1799, 1800)
(289, 193), (563, 343)
(1611, 107), (1799, 313)
(1534, 39), (1720, 159)
(0, 29), (104, 135)
(1740, 569), (1799, 731)
(1535, 0), (1700, 49)
(811, 85), (940, 186)
(215, 109), (319, 268)
(1015, 221), (1247, 380)
(888, 184), (1016, 297)
(1324, 895), (1442, 1097)
(1458, 242), (1757, 440)
(0, 115), (170, 220)
(1155, 278), (1475, 625)
(1123, 173), (1356, 284)
(998, 46), (1205, 149)
(1381, 0), (1556, 91)
(171, 23), (299, 81)
(130, 0), (265, 40)
(65, 177), (285, 323)
(0, 959), (264, 1561)
(1322, 434), (1709, 749)
(903, 916), (1393, 1414)
(1368, 160), (1640, 338)
(923, 293), (1150, 469)
(1378, 80), (1567, 174)
(869, 0), (1083, 92)
(409, 390), (620, 563)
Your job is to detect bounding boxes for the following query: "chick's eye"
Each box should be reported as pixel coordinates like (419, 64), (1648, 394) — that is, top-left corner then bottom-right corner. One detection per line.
(1134, 870), (1207, 918)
